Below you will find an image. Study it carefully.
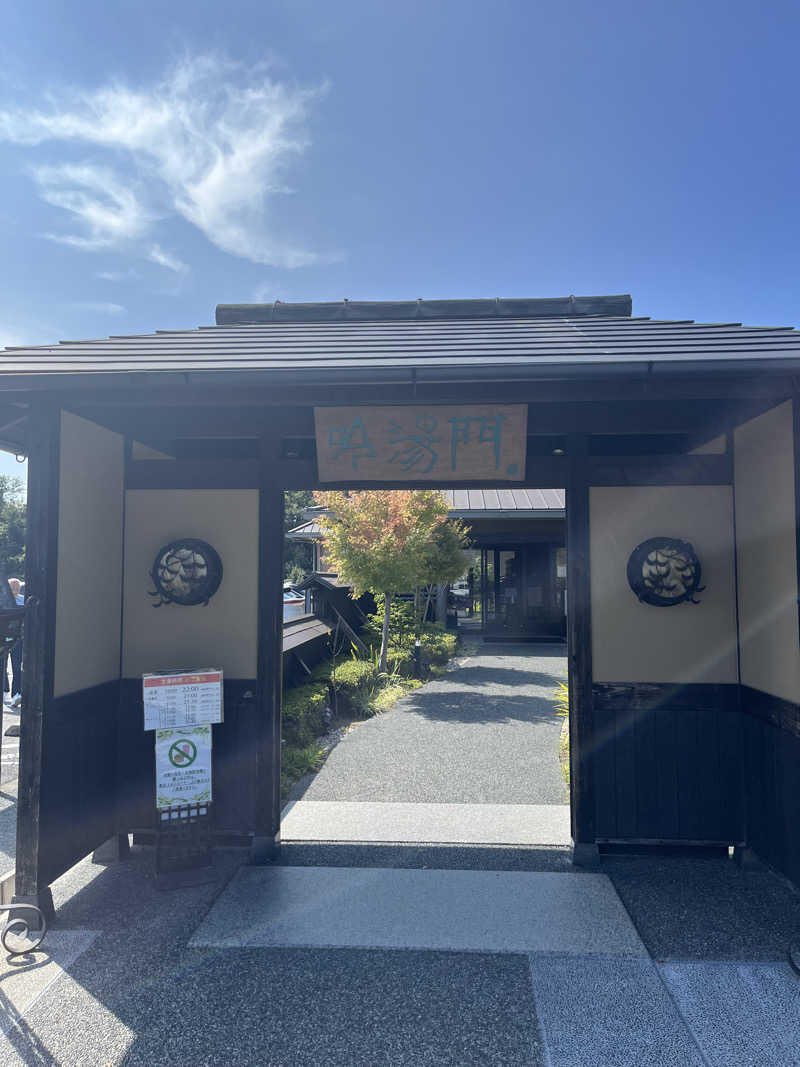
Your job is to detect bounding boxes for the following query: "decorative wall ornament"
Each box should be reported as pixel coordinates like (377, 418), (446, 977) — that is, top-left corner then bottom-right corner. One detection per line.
(627, 537), (704, 606)
(149, 539), (223, 607)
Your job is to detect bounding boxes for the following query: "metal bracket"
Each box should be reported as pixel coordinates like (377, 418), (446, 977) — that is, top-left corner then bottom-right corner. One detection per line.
(0, 903), (47, 956)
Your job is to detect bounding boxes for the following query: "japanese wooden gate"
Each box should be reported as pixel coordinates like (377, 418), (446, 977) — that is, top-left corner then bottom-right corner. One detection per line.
(3, 294), (800, 911)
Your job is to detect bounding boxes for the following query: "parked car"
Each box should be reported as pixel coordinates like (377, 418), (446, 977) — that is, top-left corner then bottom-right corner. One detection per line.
(283, 588), (306, 621)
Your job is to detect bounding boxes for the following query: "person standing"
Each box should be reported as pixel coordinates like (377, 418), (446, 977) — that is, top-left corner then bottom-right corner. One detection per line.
(7, 578), (22, 707)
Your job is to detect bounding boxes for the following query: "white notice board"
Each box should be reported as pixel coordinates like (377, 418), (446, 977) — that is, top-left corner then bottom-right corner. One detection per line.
(155, 726), (212, 808)
(143, 669), (223, 731)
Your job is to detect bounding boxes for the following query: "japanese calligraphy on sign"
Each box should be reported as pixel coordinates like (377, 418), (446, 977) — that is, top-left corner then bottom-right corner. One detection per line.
(314, 405), (527, 482)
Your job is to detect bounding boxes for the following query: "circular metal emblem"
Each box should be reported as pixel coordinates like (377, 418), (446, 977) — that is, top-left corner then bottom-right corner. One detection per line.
(149, 539), (223, 607)
(626, 537), (704, 607)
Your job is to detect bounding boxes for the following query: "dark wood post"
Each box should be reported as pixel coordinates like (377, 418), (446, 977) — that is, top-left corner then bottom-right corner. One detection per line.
(251, 440), (284, 862)
(566, 435), (597, 863)
(15, 401), (59, 916)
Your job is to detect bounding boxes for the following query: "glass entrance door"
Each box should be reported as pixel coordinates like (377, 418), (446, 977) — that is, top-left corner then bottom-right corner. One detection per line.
(480, 543), (566, 639)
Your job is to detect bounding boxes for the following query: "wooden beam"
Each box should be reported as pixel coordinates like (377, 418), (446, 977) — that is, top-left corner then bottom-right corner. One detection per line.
(793, 396), (800, 647)
(251, 456), (284, 863)
(25, 367), (796, 409)
(588, 454), (732, 485)
(126, 450), (730, 492)
(14, 401), (59, 917)
(69, 404), (314, 440)
(69, 397), (775, 450)
(126, 459), (260, 490)
(566, 436), (596, 856)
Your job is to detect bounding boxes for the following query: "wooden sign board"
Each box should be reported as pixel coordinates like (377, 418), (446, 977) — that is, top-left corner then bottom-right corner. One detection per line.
(314, 405), (527, 482)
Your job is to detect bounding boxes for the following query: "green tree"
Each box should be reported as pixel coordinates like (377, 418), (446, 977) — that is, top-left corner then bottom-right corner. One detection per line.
(416, 518), (472, 631)
(314, 489), (469, 672)
(283, 489), (314, 580)
(0, 476), (25, 580)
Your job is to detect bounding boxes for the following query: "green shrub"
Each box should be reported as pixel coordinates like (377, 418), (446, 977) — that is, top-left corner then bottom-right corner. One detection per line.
(280, 742), (323, 797)
(387, 648), (414, 677)
(370, 679), (423, 714)
(282, 682), (328, 748)
(332, 658), (380, 691)
(309, 659), (334, 685)
(364, 596), (417, 651)
(419, 625), (457, 667)
(554, 681), (570, 786)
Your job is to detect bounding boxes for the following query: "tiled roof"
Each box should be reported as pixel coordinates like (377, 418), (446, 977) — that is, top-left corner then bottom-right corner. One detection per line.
(2, 295), (799, 378)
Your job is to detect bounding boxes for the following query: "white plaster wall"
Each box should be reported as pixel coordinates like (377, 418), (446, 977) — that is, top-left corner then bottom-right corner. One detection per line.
(590, 485), (738, 683)
(122, 490), (258, 678)
(734, 401), (800, 702)
(54, 412), (125, 698)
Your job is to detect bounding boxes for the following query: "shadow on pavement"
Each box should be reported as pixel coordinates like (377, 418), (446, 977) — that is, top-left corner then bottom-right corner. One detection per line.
(399, 691), (563, 726)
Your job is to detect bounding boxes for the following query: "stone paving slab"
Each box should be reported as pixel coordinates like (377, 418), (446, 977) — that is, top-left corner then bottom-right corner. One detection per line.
(528, 956), (706, 1067)
(281, 800), (572, 845)
(660, 960), (800, 1066)
(0, 929), (97, 1041)
(190, 866), (647, 956)
(604, 854), (800, 960)
(121, 948), (546, 1067)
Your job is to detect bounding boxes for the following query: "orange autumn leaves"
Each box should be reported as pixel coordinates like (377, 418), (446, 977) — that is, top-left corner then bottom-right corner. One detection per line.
(313, 490), (468, 598)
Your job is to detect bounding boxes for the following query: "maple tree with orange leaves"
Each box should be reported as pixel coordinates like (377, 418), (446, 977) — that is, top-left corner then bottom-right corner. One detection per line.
(314, 489), (468, 671)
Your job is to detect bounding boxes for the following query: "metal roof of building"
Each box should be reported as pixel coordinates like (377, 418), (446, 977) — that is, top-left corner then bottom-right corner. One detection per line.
(443, 488), (565, 514)
(2, 294), (800, 379)
(282, 615), (332, 653)
(286, 488), (565, 540)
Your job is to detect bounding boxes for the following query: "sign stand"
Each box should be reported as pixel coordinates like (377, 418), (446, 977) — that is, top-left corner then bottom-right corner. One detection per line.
(143, 669), (222, 889)
(155, 804), (215, 889)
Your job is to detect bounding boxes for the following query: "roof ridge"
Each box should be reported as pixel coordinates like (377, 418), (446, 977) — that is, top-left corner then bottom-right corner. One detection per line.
(215, 295), (633, 325)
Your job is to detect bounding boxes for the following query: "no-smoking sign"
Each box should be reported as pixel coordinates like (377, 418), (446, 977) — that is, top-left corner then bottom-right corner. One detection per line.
(169, 739), (198, 768)
(155, 726), (212, 809)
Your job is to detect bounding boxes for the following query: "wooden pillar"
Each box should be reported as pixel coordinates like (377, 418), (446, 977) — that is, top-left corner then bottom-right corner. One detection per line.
(566, 435), (597, 862)
(15, 402), (59, 916)
(251, 439), (284, 862)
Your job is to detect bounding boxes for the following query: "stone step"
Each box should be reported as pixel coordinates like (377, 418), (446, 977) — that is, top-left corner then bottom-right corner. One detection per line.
(190, 865), (646, 956)
(281, 800), (572, 846)
(278, 840), (575, 873)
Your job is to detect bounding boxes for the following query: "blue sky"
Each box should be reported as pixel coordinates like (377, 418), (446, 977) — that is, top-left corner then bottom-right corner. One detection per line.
(0, 0), (798, 480)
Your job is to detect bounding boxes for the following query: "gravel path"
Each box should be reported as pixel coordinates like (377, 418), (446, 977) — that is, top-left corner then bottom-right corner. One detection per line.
(302, 643), (568, 805)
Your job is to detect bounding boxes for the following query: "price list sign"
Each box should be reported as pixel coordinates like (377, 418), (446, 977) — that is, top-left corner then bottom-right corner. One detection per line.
(143, 670), (223, 731)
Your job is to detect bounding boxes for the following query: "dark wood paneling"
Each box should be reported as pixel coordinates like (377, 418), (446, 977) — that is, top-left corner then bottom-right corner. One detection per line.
(38, 681), (119, 886)
(741, 686), (800, 885)
(16, 402), (60, 902)
(593, 683), (743, 844)
(566, 439), (594, 843)
(741, 685), (800, 738)
(117, 679), (258, 833)
(253, 476), (284, 858)
(794, 396), (800, 648)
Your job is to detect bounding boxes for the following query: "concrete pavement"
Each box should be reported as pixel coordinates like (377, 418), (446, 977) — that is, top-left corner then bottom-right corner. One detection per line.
(0, 844), (797, 1065)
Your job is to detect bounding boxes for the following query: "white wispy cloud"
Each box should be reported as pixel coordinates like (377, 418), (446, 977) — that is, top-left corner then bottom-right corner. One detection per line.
(68, 301), (126, 314)
(147, 243), (188, 273)
(96, 268), (140, 282)
(33, 162), (153, 249)
(0, 54), (325, 267)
